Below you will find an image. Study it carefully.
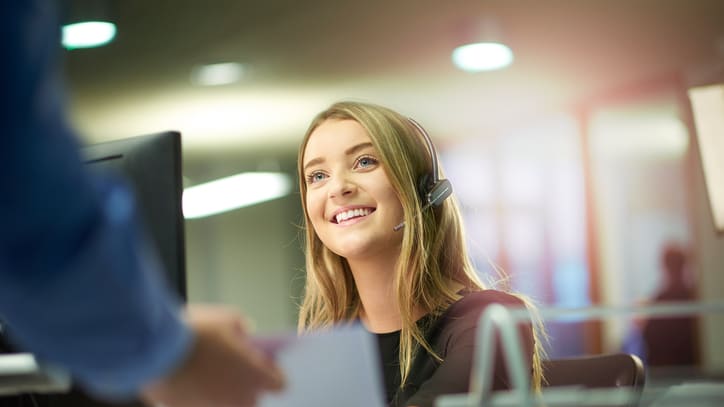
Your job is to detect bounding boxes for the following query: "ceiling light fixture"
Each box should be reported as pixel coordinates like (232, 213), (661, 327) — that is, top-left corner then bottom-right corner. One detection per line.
(452, 42), (513, 72)
(191, 62), (246, 86)
(451, 17), (513, 72)
(62, 21), (116, 49)
(183, 172), (292, 219)
(61, 0), (116, 50)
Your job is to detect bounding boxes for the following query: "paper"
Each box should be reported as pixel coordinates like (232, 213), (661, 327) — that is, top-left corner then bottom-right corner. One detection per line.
(257, 324), (386, 407)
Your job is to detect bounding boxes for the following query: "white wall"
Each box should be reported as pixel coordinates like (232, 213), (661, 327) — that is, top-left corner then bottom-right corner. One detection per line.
(183, 157), (304, 334)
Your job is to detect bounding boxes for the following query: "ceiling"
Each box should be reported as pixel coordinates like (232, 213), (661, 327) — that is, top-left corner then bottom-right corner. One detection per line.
(63, 0), (724, 159)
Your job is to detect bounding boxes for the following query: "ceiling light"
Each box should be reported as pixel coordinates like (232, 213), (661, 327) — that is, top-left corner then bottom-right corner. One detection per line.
(62, 21), (116, 49)
(183, 172), (293, 219)
(451, 16), (513, 72)
(191, 63), (246, 86)
(452, 42), (514, 72)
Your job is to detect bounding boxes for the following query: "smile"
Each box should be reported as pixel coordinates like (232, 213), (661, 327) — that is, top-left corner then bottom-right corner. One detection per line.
(333, 207), (375, 224)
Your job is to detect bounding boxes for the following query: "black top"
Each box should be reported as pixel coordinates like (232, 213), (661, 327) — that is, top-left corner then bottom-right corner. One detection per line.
(374, 290), (534, 407)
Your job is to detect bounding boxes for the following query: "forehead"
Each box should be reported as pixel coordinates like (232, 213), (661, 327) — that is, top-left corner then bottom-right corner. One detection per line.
(303, 119), (374, 162)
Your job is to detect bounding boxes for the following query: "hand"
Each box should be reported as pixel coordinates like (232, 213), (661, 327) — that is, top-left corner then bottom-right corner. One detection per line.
(141, 305), (285, 407)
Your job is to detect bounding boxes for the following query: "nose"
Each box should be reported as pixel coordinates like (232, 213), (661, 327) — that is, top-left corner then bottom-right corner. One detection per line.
(328, 173), (356, 200)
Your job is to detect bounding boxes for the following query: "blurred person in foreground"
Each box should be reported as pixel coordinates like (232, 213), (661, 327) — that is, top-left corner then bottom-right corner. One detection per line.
(0, 1), (283, 406)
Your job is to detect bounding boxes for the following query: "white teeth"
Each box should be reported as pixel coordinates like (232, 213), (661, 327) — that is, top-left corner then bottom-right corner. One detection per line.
(335, 208), (371, 223)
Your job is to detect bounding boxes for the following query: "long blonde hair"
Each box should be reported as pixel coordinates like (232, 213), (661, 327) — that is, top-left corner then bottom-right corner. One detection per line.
(296, 101), (544, 389)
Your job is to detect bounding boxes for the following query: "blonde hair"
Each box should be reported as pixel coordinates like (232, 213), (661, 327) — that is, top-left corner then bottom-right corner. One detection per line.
(296, 101), (544, 389)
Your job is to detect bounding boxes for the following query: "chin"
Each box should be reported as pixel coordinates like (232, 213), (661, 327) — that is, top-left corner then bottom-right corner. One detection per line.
(330, 242), (374, 259)
(332, 234), (402, 259)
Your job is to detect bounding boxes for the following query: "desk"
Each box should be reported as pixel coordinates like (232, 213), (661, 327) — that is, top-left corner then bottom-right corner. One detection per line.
(0, 352), (141, 407)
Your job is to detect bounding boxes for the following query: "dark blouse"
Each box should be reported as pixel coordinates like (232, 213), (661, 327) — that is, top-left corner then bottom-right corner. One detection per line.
(374, 290), (534, 407)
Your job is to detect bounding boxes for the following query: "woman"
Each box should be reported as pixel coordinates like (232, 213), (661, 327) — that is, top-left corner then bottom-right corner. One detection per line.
(297, 101), (544, 407)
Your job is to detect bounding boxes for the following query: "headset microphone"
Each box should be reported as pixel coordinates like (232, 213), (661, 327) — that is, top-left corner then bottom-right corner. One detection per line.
(393, 118), (453, 231)
(393, 202), (431, 231)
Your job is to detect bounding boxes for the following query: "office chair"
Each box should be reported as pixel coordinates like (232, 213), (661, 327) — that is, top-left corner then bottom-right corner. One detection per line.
(437, 305), (648, 407)
(542, 353), (646, 406)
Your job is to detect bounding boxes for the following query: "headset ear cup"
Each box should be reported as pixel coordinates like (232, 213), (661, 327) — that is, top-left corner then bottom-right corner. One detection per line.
(408, 117), (453, 208)
(428, 179), (452, 207)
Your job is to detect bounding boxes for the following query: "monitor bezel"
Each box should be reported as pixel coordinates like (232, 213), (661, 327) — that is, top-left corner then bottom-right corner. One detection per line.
(82, 131), (187, 301)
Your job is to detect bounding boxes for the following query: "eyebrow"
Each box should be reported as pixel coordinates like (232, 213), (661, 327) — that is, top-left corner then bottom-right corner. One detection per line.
(303, 142), (375, 172)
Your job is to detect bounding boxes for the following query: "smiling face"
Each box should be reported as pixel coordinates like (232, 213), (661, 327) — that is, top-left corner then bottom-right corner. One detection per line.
(302, 119), (405, 261)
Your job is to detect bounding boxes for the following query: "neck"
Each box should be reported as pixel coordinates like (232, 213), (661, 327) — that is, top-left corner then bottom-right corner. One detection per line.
(348, 254), (426, 333)
(346, 254), (402, 333)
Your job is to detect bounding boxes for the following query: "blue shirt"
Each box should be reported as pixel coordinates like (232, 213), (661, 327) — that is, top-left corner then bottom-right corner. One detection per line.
(0, 0), (193, 399)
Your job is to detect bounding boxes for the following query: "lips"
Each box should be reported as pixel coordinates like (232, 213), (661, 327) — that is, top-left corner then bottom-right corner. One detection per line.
(331, 207), (375, 223)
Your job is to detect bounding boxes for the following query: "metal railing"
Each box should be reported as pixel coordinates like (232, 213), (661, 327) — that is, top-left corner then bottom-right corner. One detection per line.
(436, 301), (724, 407)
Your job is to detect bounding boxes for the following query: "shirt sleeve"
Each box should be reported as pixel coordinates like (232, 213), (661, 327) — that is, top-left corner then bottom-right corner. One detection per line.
(406, 291), (535, 407)
(0, 0), (193, 400)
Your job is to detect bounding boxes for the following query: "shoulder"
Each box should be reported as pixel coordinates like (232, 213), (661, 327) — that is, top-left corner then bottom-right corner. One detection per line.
(443, 289), (527, 321)
(424, 290), (529, 358)
(426, 289), (528, 344)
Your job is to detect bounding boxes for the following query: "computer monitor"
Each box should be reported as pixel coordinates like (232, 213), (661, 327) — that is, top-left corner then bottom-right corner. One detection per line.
(82, 131), (188, 301)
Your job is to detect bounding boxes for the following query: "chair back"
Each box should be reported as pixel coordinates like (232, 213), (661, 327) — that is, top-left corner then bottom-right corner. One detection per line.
(542, 353), (646, 406)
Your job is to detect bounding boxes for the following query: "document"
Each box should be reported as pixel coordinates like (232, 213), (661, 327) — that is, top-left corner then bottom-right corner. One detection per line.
(256, 324), (385, 407)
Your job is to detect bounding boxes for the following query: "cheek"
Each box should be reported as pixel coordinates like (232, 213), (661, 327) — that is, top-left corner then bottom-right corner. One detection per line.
(388, 194), (405, 218)
(305, 190), (326, 227)
(374, 178), (403, 213)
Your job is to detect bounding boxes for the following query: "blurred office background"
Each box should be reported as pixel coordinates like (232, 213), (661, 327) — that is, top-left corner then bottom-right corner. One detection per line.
(62, 0), (724, 377)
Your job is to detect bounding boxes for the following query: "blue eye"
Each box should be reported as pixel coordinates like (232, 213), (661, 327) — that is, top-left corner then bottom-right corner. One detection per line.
(306, 171), (327, 184)
(356, 155), (378, 169)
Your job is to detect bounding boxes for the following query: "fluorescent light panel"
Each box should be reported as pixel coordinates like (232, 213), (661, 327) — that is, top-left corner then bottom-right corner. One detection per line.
(183, 172), (293, 219)
(191, 63), (245, 86)
(62, 21), (116, 49)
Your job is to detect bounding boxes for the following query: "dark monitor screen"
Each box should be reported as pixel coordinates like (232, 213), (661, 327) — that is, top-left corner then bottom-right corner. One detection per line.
(82, 131), (187, 301)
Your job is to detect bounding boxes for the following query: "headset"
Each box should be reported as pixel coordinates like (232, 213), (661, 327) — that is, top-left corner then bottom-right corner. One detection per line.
(407, 117), (453, 209)
(392, 119), (452, 232)
(393, 118), (452, 231)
